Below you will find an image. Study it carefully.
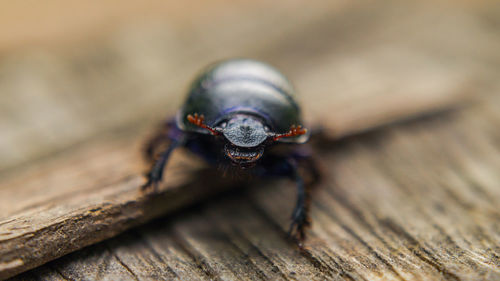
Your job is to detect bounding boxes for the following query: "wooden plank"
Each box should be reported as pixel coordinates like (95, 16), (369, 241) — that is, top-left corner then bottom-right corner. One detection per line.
(12, 98), (500, 280)
(1, 1), (498, 279)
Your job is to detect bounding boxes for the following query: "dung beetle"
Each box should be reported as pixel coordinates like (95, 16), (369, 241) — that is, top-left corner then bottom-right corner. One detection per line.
(143, 59), (320, 242)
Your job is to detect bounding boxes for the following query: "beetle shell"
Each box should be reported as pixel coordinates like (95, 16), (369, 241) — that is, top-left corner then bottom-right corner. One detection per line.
(144, 59), (319, 242)
(176, 59), (309, 143)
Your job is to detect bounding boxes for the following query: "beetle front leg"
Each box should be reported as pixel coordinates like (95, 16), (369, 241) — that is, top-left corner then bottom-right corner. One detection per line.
(143, 120), (177, 162)
(142, 136), (185, 192)
(287, 165), (311, 245)
(259, 151), (319, 245)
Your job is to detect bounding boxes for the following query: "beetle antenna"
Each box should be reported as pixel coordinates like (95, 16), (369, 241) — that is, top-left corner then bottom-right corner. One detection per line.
(271, 125), (307, 141)
(187, 113), (221, 135)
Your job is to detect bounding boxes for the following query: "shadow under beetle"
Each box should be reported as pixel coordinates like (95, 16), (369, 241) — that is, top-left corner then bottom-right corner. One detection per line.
(142, 59), (320, 243)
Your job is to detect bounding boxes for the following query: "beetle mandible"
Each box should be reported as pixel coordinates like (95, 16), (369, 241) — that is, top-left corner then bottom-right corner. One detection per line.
(142, 59), (320, 242)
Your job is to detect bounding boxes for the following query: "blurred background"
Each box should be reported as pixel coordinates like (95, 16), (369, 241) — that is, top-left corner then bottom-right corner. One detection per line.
(0, 0), (499, 172)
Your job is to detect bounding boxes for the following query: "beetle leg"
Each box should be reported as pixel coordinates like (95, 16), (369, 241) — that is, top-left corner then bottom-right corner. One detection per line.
(287, 165), (312, 245)
(143, 122), (171, 163)
(283, 150), (321, 246)
(142, 138), (182, 192)
(303, 155), (322, 186)
(142, 135), (185, 193)
(258, 148), (320, 244)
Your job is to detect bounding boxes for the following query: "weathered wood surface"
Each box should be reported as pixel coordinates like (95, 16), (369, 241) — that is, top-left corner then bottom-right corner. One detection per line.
(11, 96), (500, 281)
(1, 1), (499, 280)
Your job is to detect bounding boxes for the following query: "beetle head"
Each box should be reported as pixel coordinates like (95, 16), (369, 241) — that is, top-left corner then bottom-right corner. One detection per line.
(187, 113), (307, 166)
(221, 115), (267, 165)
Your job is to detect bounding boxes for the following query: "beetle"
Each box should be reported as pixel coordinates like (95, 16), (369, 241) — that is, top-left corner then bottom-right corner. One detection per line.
(142, 59), (320, 242)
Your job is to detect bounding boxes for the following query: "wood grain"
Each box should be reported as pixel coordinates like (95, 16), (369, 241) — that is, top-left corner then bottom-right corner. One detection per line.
(12, 98), (500, 281)
(1, 1), (499, 280)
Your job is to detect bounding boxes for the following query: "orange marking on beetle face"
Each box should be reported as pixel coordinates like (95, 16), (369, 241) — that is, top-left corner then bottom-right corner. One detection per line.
(187, 113), (220, 135)
(273, 125), (307, 141)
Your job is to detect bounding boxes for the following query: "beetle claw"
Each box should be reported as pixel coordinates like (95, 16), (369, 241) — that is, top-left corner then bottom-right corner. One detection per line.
(287, 208), (311, 247)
